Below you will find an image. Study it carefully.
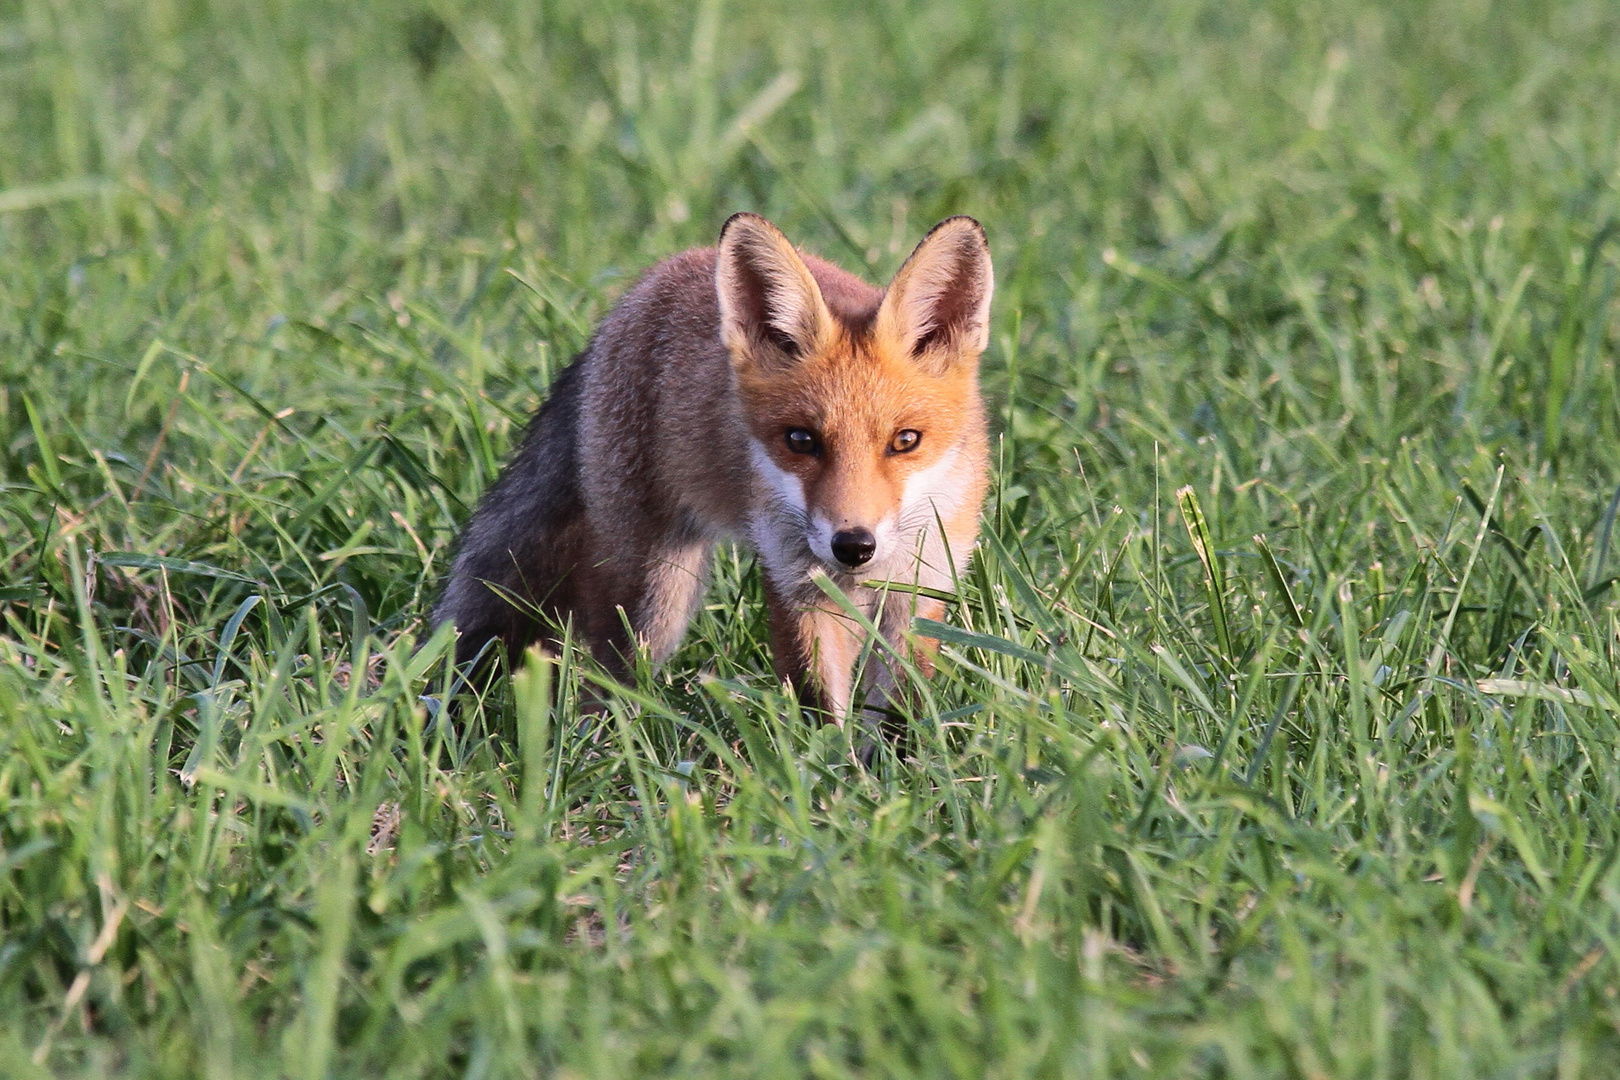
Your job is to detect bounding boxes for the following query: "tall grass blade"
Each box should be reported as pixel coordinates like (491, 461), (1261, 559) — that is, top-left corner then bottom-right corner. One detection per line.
(1178, 486), (1234, 665)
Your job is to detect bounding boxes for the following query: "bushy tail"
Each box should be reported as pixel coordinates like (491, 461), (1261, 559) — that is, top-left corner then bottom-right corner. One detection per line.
(433, 351), (592, 671)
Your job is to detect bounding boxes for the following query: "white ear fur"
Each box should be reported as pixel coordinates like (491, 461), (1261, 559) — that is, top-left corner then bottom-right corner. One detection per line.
(715, 213), (832, 366)
(877, 216), (994, 370)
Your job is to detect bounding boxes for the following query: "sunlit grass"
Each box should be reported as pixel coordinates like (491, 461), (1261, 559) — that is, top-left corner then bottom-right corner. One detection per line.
(4, 0), (1620, 1076)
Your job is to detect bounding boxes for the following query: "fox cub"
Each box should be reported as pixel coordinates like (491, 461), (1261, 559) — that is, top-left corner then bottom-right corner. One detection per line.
(434, 213), (993, 723)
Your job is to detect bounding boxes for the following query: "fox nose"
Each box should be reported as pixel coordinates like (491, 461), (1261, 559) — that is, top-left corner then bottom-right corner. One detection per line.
(830, 528), (876, 568)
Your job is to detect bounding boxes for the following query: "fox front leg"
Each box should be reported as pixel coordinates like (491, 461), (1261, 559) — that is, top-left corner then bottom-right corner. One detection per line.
(853, 591), (946, 728)
(762, 577), (867, 724)
(761, 578), (942, 732)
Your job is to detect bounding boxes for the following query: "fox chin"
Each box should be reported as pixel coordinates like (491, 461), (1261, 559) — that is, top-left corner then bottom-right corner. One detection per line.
(433, 212), (993, 725)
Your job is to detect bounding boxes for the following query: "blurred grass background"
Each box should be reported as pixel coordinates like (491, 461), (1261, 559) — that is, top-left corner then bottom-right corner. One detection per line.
(3, 0), (1620, 1076)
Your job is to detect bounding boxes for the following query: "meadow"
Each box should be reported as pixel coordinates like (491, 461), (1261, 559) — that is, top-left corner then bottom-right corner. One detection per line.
(3, 0), (1620, 1075)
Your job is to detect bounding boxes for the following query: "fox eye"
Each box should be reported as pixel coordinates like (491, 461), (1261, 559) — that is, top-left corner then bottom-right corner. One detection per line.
(785, 428), (820, 455)
(890, 429), (922, 454)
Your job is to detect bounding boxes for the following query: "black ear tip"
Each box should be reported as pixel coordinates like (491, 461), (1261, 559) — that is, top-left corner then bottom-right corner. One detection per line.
(719, 211), (773, 246)
(921, 215), (989, 253)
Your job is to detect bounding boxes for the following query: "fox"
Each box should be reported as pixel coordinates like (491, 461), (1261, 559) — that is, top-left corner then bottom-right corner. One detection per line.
(433, 212), (993, 724)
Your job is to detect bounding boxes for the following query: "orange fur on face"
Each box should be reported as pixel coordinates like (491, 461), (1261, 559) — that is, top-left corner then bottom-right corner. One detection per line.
(737, 327), (978, 533)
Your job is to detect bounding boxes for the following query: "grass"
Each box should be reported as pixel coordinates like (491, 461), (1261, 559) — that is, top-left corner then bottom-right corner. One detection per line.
(3, 0), (1620, 1075)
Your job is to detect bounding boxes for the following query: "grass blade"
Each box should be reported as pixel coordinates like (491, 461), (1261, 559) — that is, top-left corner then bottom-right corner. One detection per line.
(1178, 486), (1235, 665)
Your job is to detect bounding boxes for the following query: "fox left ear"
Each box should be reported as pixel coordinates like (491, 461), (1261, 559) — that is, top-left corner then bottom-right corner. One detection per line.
(877, 216), (994, 374)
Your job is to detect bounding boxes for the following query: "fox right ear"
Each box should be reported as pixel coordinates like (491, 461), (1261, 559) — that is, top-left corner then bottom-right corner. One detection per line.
(716, 213), (832, 368)
(877, 216), (993, 375)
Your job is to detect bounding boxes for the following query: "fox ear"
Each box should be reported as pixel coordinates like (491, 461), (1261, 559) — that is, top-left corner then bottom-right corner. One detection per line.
(877, 216), (993, 374)
(716, 213), (833, 368)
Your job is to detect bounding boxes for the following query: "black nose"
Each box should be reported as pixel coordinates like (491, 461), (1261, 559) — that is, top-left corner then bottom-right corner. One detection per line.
(831, 528), (876, 568)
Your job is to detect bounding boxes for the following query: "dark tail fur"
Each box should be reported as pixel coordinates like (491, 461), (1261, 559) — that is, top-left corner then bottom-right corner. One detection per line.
(433, 350), (593, 672)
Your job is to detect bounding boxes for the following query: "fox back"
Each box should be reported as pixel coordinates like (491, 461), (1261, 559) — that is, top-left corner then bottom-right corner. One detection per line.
(435, 214), (993, 723)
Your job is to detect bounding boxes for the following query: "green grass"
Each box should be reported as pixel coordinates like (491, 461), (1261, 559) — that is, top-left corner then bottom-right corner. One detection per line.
(4, 0), (1620, 1075)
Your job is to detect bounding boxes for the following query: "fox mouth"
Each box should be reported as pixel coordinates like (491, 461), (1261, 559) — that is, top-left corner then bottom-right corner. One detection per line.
(802, 561), (883, 600)
(817, 559), (876, 580)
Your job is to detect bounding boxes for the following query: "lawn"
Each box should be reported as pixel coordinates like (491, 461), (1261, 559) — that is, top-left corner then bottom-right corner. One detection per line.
(3, 0), (1620, 1075)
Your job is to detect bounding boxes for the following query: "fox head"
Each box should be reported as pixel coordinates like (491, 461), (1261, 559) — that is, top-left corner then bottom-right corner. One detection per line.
(716, 213), (993, 582)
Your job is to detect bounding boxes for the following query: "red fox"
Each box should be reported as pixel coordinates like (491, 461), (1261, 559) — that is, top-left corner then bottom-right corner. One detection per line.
(434, 213), (992, 724)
